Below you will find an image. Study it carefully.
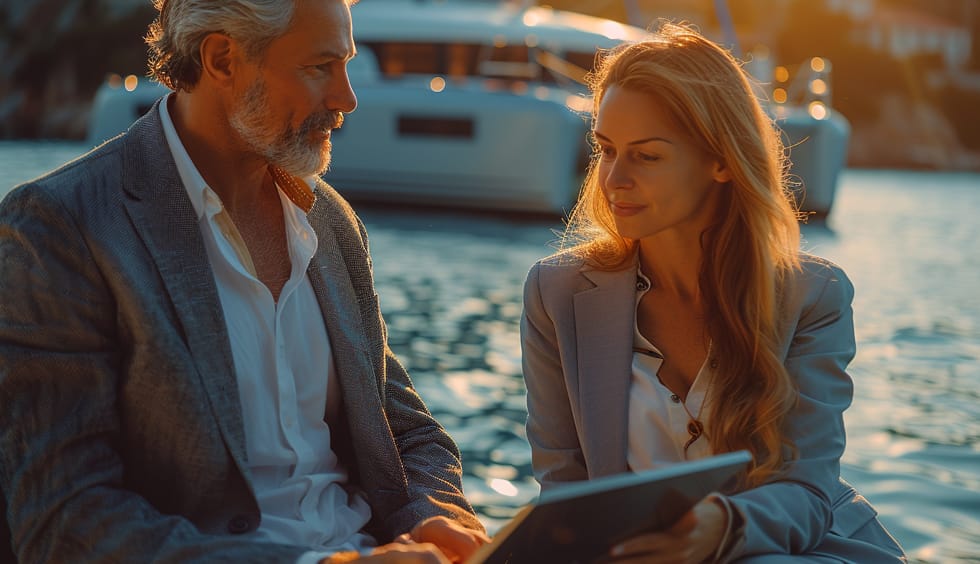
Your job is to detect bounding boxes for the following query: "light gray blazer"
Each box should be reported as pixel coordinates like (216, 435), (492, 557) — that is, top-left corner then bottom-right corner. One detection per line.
(520, 252), (907, 562)
(0, 100), (481, 563)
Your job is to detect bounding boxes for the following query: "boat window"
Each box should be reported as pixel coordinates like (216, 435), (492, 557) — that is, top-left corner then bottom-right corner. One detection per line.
(398, 116), (474, 139)
(478, 44), (537, 80)
(359, 42), (594, 88)
(363, 42), (481, 79)
(535, 50), (591, 88)
(564, 51), (600, 74)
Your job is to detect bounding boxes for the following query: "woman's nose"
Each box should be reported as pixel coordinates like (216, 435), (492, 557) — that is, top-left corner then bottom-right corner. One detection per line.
(602, 158), (633, 190)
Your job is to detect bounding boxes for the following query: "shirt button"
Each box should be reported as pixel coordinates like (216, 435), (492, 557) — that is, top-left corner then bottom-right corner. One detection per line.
(670, 394), (681, 403)
(636, 278), (650, 291)
(710, 359), (718, 369)
(227, 515), (252, 534)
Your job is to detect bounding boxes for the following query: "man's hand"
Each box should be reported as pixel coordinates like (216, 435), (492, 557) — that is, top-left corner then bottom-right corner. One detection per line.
(406, 515), (491, 563)
(605, 496), (728, 563)
(322, 542), (451, 564)
(321, 516), (489, 564)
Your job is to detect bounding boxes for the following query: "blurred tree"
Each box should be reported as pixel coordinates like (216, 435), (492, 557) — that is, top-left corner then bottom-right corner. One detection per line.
(774, 0), (912, 130)
(935, 83), (980, 150)
(1, 0), (155, 138)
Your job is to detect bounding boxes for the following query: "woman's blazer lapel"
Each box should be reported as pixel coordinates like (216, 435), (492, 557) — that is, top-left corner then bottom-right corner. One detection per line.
(572, 265), (637, 478)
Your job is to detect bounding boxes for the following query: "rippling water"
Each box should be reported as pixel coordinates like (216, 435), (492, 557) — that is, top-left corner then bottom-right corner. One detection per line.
(2, 141), (978, 563)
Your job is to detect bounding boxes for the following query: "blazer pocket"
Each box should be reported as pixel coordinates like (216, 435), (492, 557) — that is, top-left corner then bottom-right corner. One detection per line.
(829, 490), (879, 538)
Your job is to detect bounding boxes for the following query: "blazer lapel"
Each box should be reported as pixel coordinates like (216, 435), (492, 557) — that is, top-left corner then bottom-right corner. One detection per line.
(573, 265), (637, 478)
(306, 194), (405, 507)
(304, 196), (374, 388)
(119, 101), (248, 466)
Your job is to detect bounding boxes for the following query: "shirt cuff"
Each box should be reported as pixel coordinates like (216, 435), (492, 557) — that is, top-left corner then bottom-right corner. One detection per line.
(707, 493), (745, 563)
(297, 550), (361, 564)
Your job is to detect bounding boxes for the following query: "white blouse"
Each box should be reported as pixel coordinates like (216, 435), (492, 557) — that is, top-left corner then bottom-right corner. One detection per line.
(626, 268), (716, 470)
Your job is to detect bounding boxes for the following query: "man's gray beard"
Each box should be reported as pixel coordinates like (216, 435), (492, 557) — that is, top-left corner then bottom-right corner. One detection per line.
(229, 79), (332, 178)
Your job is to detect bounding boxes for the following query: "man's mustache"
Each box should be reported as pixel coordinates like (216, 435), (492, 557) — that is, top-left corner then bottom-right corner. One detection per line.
(305, 111), (344, 132)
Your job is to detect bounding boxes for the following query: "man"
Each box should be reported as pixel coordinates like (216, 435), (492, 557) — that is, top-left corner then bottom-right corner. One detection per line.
(0, 0), (487, 562)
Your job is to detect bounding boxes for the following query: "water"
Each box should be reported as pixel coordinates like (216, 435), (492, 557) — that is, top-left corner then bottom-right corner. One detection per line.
(2, 141), (979, 563)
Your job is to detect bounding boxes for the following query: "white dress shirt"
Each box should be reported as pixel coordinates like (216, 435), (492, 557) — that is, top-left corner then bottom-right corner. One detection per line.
(626, 268), (714, 469)
(159, 96), (374, 561)
(626, 267), (736, 559)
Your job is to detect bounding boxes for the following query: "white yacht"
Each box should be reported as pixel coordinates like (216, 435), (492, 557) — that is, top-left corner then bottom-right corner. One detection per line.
(86, 0), (848, 217)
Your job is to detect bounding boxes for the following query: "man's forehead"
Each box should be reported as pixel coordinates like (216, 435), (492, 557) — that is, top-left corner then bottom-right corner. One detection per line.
(275, 0), (354, 50)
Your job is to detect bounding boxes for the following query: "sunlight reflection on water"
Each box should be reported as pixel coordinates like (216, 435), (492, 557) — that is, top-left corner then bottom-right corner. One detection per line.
(2, 144), (978, 563)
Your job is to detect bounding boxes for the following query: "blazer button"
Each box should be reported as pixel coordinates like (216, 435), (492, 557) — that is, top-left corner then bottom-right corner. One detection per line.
(636, 278), (650, 291)
(227, 515), (252, 534)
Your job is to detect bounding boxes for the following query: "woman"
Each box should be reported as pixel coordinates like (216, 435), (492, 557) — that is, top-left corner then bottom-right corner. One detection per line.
(520, 23), (907, 563)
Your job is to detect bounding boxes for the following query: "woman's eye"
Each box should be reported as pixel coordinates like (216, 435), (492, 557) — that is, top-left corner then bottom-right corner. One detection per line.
(596, 145), (615, 158)
(636, 152), (660, 162)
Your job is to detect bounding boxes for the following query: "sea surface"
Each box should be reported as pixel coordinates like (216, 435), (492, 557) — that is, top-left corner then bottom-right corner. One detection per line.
(2, 141), (979, 563)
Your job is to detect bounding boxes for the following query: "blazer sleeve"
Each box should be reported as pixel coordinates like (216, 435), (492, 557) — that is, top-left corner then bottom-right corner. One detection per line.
(720, 263), (857, 559)
(0, 185), (307, 563)
(520, 261), (589, 488)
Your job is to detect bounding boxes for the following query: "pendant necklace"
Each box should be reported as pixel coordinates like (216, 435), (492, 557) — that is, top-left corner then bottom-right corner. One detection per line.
(676, 395), (705, 454)
(633, 347), (709, 456)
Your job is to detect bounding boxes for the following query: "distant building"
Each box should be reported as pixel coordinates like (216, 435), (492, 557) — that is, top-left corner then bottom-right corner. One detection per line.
(850, 4), (972, 70)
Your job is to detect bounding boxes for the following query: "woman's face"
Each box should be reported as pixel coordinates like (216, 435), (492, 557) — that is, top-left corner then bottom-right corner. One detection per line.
(593, 85), (729, 244)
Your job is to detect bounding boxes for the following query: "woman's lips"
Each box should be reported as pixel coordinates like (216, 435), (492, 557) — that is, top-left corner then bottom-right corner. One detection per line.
(609, 201), (646, 217)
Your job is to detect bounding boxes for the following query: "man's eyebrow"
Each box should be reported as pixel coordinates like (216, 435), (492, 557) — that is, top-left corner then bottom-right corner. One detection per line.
(313, 46), (357, 61)
(593, 131), (673, 145)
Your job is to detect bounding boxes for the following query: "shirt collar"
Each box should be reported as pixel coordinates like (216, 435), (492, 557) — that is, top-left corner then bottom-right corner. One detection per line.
(158, 93), (318, 217)
(159, 93), (210, 220)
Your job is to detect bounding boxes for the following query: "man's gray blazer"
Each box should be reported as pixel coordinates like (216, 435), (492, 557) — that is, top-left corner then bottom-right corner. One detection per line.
(0, 101), (482, 563)
(520, 253), (907, 562)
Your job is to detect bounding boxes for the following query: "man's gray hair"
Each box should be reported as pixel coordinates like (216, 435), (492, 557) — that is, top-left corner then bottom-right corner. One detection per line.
(145, 0), (296, 92)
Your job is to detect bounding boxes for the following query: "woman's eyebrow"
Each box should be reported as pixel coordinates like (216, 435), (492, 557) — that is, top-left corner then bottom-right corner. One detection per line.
(593, 131), (673, 145)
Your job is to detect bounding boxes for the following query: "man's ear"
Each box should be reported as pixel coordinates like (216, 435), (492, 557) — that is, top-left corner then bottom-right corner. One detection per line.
(199, 33), (237, 85)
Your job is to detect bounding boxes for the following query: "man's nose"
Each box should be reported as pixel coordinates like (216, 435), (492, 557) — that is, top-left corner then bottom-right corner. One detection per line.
(327, 69), (357, 114)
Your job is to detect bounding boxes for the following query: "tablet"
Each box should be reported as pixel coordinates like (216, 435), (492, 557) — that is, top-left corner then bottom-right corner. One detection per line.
(467, 450), (752, 564)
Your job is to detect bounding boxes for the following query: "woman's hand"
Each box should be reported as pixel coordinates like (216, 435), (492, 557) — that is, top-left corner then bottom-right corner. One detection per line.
(606, 497), (729, 563)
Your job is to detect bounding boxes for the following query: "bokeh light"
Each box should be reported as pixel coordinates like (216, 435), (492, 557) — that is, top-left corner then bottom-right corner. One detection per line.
(810, 78), (828, 96)
(489, 478), (519, 497)
(429, 76), (446, 93)
(808, 101), (828, 120)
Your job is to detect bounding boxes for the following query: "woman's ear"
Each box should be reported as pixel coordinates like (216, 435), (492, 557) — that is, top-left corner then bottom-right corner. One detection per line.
(712, 161), (732, 183)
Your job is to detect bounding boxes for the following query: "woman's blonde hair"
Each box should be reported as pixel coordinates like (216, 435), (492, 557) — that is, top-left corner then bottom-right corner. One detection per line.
(564, 22), (802, 487)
